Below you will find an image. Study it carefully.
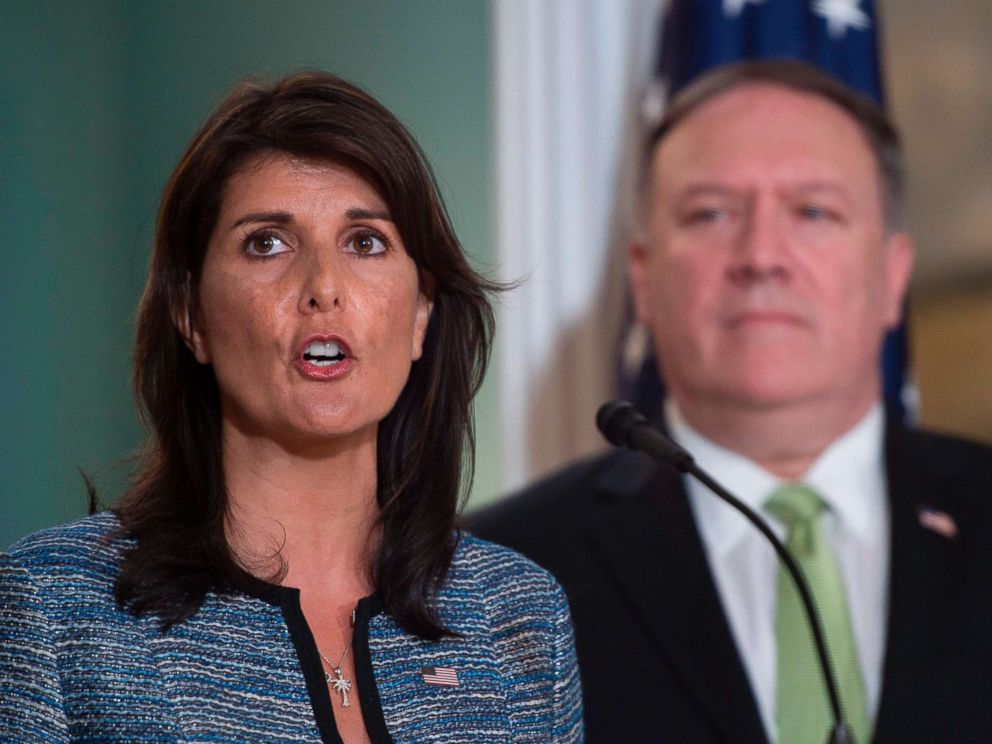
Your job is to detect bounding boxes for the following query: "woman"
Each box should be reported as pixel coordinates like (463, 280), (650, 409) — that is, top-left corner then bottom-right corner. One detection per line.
(0, 72), (582, 743)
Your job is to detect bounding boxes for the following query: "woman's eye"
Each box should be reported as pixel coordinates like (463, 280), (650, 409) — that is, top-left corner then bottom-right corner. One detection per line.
(348, 232), (388, 256)
(244, 232), (289, 257)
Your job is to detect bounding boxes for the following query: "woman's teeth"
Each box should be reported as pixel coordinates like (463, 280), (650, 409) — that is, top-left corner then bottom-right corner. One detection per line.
(303, 341), (346, 367)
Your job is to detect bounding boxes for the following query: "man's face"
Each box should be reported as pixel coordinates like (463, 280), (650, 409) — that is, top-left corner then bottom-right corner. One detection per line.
(630, 84), (913, 418)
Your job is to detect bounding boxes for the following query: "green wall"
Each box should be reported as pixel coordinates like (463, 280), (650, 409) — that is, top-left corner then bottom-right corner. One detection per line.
(1, 0), (497, 549)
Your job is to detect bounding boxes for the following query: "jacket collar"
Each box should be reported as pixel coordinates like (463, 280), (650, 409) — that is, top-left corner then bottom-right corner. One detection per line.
(873, 417), (966, 741)
(586, 449), (769, 742)
(587, 416), (977, 744)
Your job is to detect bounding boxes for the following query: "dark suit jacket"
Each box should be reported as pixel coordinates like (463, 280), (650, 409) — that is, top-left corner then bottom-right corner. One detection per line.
(469, 422), (992, 743)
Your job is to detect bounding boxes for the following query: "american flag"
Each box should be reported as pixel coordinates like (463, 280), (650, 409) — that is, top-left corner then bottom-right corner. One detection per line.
(918, 508), (958, 539)
(421, 666), (460, 687)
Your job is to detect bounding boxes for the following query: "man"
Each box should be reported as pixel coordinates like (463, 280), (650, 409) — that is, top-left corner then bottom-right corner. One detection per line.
(472, 61), (992, 743)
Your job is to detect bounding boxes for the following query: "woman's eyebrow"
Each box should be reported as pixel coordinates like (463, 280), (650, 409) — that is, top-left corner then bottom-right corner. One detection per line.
(228, 207), (393, 230)
(230, 211), (293, 229)
(346, 207), (393, 222)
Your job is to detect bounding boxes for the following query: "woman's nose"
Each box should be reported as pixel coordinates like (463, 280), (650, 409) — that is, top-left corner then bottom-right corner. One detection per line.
(298, 251), (347, 314)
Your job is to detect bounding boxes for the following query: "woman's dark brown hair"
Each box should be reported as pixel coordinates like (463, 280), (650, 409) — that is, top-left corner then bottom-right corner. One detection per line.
(115, 70), (498, 639)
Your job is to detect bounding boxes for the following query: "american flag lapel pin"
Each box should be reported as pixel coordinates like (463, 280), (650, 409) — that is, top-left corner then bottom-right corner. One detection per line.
(421, 665), (460, 687)
(918, 507), (958, 539)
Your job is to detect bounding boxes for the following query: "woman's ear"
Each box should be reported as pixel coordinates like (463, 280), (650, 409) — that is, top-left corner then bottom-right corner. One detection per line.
(172, 288), (211, 364)
(411, 270), (435, 361)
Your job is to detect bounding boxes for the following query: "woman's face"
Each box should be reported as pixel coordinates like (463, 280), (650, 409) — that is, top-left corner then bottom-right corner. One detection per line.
(187, 152), (432, 448)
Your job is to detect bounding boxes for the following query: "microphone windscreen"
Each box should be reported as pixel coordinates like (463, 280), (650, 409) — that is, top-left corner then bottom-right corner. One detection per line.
(596, 400), (642, 448)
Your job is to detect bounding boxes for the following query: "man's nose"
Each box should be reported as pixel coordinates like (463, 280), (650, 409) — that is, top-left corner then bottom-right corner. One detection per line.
(727, 200), (790, 285)
(299, 249), (347, 314)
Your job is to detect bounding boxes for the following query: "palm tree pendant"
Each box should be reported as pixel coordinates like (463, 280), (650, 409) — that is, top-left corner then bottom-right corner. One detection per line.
(327, 666), (352, 708)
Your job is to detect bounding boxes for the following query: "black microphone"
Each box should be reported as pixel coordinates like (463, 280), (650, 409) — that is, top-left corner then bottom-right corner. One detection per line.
(596, 400), (854, 744)
(596, 401), (695, 472)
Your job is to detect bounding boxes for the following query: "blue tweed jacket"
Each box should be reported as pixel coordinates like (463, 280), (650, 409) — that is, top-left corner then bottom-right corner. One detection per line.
(0, 513), (583, 742)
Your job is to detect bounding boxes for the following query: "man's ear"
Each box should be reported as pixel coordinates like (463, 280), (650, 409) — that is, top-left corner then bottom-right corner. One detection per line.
(173, 294), (211, 364)
(411, 270), (435, 361)
(883, 231), (915, 329)
(628, 239), (653, 327)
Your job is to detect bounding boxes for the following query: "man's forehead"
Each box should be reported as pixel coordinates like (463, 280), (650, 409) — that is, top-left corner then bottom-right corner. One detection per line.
(659, 81), (864, 140)
(667, 83), (866, 144)
(648, 83), (880, 190)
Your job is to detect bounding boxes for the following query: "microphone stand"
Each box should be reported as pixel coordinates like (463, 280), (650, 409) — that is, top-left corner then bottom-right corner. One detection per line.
(597, 401), (854, 744)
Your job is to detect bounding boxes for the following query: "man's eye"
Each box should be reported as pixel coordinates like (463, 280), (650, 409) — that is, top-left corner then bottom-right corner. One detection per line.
(244, 232), (289, 257)
(686, 207), (726, 224)
(348, 232), (388, 256)
(798, 204), (835, 221)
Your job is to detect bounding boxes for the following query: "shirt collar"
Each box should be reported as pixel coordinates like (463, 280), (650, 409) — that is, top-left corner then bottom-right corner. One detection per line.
(804, 404), (887, 544)
(666, 400), (886, 557)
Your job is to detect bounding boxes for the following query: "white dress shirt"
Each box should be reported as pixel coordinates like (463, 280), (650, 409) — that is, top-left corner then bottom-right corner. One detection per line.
(666, 401), (890, 743)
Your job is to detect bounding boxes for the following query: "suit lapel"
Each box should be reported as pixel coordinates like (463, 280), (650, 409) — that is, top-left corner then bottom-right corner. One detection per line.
(873, 422), (960, 741)
(586, 452), (768, 743)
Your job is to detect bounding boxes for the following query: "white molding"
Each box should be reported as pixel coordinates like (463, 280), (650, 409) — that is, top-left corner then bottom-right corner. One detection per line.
(494, 0), (662, 491)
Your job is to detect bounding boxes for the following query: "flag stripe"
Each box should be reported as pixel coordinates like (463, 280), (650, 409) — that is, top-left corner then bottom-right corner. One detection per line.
(918, 508), (958, 538)
(421, 666), (460, 687)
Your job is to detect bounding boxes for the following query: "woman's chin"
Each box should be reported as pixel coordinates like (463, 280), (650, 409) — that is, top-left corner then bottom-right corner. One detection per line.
(222, 403), (381, 455)
(280, 416), (380, 451)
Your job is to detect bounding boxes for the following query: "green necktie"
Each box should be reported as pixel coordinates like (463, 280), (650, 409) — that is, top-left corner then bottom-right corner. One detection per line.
(765, 483), (870, 744)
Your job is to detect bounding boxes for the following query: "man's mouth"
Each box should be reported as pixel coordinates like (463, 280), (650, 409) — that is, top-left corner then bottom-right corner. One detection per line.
(726, 311), (805, 328)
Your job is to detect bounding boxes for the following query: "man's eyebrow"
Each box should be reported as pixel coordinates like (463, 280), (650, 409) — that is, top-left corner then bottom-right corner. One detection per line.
(673, 182), (853, 199)
(674, 184), (741, 200)
(346, 207), (393, 222)
(230, 211), (293, 229)
(791, 181), (852, 197)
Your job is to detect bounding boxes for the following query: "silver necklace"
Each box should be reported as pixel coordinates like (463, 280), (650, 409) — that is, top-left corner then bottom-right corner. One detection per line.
(318, 639), (354, 708)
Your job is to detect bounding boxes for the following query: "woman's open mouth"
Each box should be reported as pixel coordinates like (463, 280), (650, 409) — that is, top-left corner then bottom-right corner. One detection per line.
(303, 340), (347, 367)
(295, 336), (354, 380)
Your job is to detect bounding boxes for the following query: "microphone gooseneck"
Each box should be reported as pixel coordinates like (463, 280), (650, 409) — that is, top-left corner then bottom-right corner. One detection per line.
(596, 400), (854, 744)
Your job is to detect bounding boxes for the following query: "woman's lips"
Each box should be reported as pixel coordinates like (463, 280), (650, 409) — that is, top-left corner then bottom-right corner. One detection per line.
(294, 334), (354, 380)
